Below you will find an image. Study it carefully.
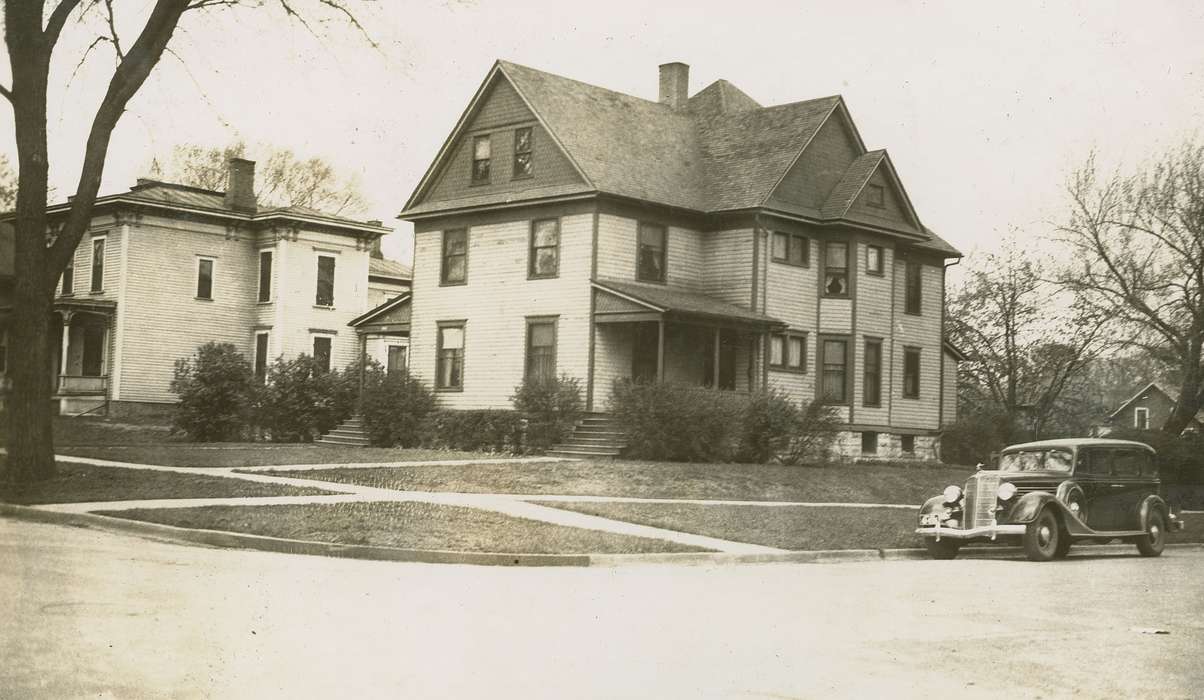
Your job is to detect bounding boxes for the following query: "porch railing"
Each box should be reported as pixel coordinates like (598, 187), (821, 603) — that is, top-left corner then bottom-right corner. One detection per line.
(57, 375), (108, 395)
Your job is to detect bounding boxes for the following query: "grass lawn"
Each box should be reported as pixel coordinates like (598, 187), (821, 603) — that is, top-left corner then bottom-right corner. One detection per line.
(57, 444), (507, 467)
(539, 502), (922, 550)
(0, 417), (175, 447)
(260, 459), (975, 504)
(99, 501), (709, 554)
(0, 463), (331, 505)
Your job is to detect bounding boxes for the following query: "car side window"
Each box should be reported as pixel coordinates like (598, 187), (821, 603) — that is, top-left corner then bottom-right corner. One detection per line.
(1113, 450), (1141, 477)
(1078, 449), (1104, 475)
(1139, 452), (1158, 478)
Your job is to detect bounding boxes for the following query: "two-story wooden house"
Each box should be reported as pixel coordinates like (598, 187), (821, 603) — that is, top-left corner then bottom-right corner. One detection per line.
(1, 159), (391, 418)
(400, 61), (963, 459)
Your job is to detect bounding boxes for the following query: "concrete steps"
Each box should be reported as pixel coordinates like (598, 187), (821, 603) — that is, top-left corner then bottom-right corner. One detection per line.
(316, 416), (370, 447)
(547, 414), (627, 459)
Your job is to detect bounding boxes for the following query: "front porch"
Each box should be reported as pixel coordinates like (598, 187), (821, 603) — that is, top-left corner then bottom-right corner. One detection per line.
(591, 279), (785, 410)
(51, 299), (115, 415)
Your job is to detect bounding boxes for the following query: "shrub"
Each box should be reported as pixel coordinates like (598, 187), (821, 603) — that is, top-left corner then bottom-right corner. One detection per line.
(940, 410), (1011, 466)
(736, 388), (801, 463)
(780, 399), (841, 465)
(423, 409), (526, 452)
(511, 374), (584, 451)
(609, 380), (745, 462)
(255, 355), (335, 443)
(360, 371), (437, 447)
(170, 342), (254, 441)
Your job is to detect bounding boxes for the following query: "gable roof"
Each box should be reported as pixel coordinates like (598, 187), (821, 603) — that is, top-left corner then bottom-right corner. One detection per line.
(820, 151), (885, 219)
(594, 278), (785, 328)
(403, 60), (960, 256)
(369, 257), (412, 282)
(1107, 382), (1172, 420)
(349, 293), (411, 328)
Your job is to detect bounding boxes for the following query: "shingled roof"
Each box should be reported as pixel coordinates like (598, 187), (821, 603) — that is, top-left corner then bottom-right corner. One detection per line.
(405, 60), (960, 256)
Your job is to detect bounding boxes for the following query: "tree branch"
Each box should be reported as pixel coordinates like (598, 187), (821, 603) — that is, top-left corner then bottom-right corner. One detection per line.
(45, 0), (84, 48)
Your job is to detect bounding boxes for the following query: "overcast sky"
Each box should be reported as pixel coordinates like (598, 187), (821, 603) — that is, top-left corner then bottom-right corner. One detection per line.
(3, 0), (1203, 269)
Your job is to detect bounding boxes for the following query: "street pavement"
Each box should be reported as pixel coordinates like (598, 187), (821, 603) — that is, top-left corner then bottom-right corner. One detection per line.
(1, 519), (1201, 699)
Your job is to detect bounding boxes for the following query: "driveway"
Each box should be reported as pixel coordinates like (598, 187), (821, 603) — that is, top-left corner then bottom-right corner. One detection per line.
(2, 519), (1201, 699)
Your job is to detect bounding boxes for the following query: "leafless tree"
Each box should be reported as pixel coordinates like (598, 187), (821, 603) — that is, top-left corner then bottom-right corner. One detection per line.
(0, 155), (15, 210)
(2, 1), (371, 483)
(150, 141), (369, 216)
(947, 244), (1107, 441)
(1056, 143), (1204, 435)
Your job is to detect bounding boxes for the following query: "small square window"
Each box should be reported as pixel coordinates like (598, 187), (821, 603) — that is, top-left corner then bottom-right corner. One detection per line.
(769, 333), (807, 372)
(772, 232), (809, 267)
(861, 431), (879, 454)
(867, 184), (885, 208)
(866, 245), (884, 275)
(471, 135), (491, 184)
(901, 435), (915, 453)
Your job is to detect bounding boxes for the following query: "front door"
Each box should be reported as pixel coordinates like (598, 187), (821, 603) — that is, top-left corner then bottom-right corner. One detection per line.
(631, 322), (659, 382)
(717, 331), (737, 390)
(81, 325), (105, 377)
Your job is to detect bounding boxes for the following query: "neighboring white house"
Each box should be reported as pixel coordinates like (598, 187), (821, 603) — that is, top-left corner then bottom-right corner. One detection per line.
(398, 60), (963, 459)
(0, 158), (392, 418)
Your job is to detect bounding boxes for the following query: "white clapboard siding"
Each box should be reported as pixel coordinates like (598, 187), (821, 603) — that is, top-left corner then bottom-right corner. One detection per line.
(702, 229), (754, 307)
(891, 261), (943, 429)
(410, 214), (593, 409)
(818, 298), (852, 333)
(942, 352), (959, 426)
(853, 241), (894, 425)
(595, 215), (705, 290)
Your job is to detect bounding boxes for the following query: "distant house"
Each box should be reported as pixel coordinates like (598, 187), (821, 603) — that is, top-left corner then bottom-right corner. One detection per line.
(0, 159), (392, 417)
(1099, 381), (1204, 435)
(398, 60), (963, 459)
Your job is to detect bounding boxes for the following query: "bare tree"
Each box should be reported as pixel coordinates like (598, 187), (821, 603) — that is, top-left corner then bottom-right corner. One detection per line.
(947, 244), (1107, 441)
(0, 155), (15, 211)
(1056, 143), (1204, 435)
(151, 141), (369, 216)
(2, 1), (371, 483)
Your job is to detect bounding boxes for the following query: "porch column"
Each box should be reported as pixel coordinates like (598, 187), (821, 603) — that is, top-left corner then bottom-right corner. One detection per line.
(58, 311), (73, 379)
(712, 326), (721, 389)
(656, 318), (665, 382)
(357, 331), (367, 414)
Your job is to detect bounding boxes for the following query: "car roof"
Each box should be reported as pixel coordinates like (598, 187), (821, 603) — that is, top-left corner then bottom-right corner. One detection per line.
(1002, 438), (1156, 453)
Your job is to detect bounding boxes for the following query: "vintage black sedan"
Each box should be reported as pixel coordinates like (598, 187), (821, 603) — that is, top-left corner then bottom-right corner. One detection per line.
(916, 438), (1184, 561)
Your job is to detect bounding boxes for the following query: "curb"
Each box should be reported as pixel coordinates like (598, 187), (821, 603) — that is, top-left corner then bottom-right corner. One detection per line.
(4, 503), (1201, 568)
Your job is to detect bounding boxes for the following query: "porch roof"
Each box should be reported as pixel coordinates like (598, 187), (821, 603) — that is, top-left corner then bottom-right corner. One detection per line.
(593, 278), (785, 329)
(54, 298), (117, 317)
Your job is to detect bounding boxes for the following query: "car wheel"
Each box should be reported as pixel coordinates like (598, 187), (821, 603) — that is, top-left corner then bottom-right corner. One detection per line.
(1135, 510), (1167, 557)
(1023, 509), (1061, 562)
(925, 538), (960, 560)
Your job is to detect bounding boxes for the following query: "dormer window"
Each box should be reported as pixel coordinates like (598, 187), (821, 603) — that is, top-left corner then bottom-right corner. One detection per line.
(513, 127), (533, 178)
(867, 184), (885, 208)
(471, 135), (491, 185)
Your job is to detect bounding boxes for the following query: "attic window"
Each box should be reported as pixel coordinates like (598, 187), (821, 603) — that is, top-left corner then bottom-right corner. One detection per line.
(513, 127), (533, 179)
(471, 135), (491, 185)
(867, 184), (885, 208)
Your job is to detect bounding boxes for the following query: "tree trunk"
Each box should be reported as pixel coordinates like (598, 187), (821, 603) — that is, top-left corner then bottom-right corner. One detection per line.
(1164, 340), (1202, 435)
(5, 280), (55, 482)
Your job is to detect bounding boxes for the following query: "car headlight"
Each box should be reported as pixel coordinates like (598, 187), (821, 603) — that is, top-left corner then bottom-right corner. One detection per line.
(942, 485), (962, 504)
(997, 482), (1017, 501)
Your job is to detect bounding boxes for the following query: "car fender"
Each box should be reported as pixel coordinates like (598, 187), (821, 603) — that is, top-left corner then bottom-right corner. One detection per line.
(1138, 494), (1169, 529)
(1055, 481), (1085, 506)
(1008, 492), (1059, 524)
(919, 495), (950, 519)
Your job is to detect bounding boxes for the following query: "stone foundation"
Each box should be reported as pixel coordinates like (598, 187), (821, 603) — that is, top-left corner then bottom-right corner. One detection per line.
(828, 430), (942, 462)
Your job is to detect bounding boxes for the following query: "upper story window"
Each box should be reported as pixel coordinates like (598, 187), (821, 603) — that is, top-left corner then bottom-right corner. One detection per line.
(61, 258), (74, 295)
(513, 127), (533, 179)
(905, 261), (922, 315)
(769, 332), (806, 372)
(866, 245), (884, 276)
(824, 241), (848, 297)
(441, 228), (467, 285)
(903, 346), (921, 399)
(864, 338), (882, 407)
(312, 334), (332, 373)
(471, 135), (491, 185)
(437, 322), (465, 390)
(637, 222), (666, 283)
(315, 255), (336, 307)
(196, 257), (215, 300)
(1134, 407), (1150, 430)
(258, 250), (273, 303)
(90, 237), (105, 293)
(772, 232), (809, 267)
(526, 318), (557, 383)
(867, 184), (885, 208)
(529, 219), (559, 279)
(821, 338), (848, 404)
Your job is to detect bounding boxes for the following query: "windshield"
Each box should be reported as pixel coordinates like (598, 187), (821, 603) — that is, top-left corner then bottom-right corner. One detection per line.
(998, 448), (1073, 473)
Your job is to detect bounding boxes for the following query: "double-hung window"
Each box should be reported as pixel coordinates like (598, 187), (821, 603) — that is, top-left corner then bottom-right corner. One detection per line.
(513, 127), (533, 178)
(637, 222), (666, 283)
(61, 259), (74, 295)
(471, 135), (491, 184)
(525, 318), (557, 383)
(771, 232), (809, 267)
(90, 237), (105, 293)
(866, 245), (884, 275)
(437, 322), (465, 390)
(387, 345), (408, 375)
(441, 229), (467, 284)
(312, 335), (332, 373)
(905, 262), (922, 314)
(1134, 407), (1149, 430)
(258, 250), (273, 302)
(529, 219), (559, 278)
(821, 339), (849, 403)
(863, 338), (882, 407)
(315, 255), (336, 307)
(254, 332), (270, 383)
(196, 257), (215, 300)
(903, 347), (921, 399)
(824, 241), (848, 296)
(769, 332), (806, 371)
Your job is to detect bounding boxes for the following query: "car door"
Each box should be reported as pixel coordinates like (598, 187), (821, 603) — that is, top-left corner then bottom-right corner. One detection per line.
(1075, 447), (1109, 528)
(1106, 449), (1147, 531)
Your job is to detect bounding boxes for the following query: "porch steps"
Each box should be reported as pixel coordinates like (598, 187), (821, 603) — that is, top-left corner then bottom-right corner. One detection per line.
(316, 416), (371, 447)
(547, 413), (627, 459)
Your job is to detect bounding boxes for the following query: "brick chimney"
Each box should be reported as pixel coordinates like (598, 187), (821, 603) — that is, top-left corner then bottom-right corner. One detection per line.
(658, 62), (690, 109)
(224, 158), (257, 213)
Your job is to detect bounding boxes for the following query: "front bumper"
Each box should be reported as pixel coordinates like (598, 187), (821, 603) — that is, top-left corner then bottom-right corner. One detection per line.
(915, 524), (1027, 540)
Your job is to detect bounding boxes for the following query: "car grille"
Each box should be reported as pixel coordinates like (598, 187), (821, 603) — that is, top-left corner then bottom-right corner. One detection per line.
(964, 473), (1001, 528)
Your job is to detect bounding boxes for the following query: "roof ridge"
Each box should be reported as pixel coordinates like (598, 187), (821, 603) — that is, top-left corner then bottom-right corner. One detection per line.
(498, 59), (674, 110)
(129, 179), (225, 197)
